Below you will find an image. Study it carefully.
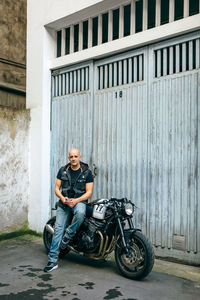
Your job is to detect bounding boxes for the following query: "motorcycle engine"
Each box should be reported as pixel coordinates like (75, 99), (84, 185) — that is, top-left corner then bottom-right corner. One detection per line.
(77, 218), (105, 252)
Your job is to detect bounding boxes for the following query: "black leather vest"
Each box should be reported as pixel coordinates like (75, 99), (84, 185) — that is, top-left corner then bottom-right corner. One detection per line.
(60, 162), (90, 199)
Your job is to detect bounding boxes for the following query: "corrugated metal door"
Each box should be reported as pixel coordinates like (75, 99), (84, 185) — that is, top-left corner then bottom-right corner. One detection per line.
(92, 49), (149, 235)
(147, 32), (200, 262)
(91, 32), (200, 263)
(51, 32), (200, 263)
(51, 62), (94, 206)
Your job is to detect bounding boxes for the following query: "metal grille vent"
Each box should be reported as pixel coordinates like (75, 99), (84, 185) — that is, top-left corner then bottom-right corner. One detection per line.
(52, 66), (89, 97)
(98, 54), (144, 90)
(155, 37), (200, 78)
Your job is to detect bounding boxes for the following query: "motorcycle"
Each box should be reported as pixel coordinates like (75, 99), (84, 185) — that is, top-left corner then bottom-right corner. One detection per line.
(43, 198), (155, 280)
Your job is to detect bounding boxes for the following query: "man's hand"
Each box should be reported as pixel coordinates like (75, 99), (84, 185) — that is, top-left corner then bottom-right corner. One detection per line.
(63, 197), (69, 205)
(66, 198), (78, 208)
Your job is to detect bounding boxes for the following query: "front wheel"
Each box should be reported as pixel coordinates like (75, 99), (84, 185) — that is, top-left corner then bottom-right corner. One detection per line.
(115, 231), (154, 280)
(43, 216), (70, 258)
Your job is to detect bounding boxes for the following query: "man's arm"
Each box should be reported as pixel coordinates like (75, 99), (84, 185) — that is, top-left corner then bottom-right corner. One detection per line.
(67, 182), (94, 208)
(55, 179), (68, 204)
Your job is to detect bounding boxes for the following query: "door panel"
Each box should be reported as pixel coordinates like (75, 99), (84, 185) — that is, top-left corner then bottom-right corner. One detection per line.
(148, 71), (199, 252)
(92, 49), (148, 231)
(51, 63), (93, 207)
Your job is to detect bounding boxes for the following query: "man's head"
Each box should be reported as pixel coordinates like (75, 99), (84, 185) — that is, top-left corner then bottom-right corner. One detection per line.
(68, 148), (81, 170)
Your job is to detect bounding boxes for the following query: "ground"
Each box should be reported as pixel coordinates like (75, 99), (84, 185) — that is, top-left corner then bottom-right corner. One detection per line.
(0, 235), (199, 300)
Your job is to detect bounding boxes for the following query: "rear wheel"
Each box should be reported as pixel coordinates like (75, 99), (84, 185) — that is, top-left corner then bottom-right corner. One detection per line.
(43, 216), (70, 258)
(115, 231), (154, 280)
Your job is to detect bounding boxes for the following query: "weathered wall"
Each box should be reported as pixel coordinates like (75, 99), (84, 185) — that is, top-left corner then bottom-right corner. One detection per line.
(0, 0), (26, 64)
(0, 0), (26, 109)
(0, 0), (28, 233)
(0, 107), (30, 233)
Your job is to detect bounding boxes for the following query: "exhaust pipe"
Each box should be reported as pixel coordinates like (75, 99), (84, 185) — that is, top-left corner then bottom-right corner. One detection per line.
(45, 224), (54, 235)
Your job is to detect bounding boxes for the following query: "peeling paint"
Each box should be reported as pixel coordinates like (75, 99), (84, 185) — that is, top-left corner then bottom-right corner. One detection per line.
(8, 120), (17, 140)
(0, 106), (30, 232)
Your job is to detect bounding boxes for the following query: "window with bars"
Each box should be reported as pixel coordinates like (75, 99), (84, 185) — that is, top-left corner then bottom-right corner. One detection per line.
(148, 0), (156, 29)
(65, 27), (70, 55)
(113, 8), (119, 40)
(74, 24), (79, 52)
(175, 0), (184, 21)
(189, 0), (199, 15)
(154, 38), (200, 78)
(98, 54), (144, 90)
(57, 30), (62, 57)
(52, 66), (89, 97)
(102, 13), (109, 44)
(83, 20), (88, 50)
(56, 0), (200, 57)
(161, 0), (169, 25)
(124, 4), (131, 37)
(92, 16), (98, 46)
(136, 0), (143, 33)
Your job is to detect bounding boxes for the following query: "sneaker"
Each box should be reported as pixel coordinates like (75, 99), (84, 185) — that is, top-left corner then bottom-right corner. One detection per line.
(43, 261), (58, 272)
(59, 235), (71, 250)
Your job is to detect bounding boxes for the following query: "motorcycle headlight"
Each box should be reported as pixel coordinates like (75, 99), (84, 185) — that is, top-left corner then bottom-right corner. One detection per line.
(125, 203), (134, 216)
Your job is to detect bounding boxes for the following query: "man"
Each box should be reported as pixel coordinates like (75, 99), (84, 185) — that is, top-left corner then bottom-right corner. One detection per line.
(44, 148), (94, 272)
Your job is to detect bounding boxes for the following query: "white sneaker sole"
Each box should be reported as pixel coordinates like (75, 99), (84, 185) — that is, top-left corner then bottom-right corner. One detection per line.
(47, 264), (58, 272)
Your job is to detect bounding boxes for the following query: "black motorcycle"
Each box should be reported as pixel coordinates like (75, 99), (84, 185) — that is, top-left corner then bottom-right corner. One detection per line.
(43, 198), (154, 280)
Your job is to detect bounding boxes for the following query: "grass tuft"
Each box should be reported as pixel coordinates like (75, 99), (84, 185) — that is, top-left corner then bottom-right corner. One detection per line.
(0, 220), (42, 241)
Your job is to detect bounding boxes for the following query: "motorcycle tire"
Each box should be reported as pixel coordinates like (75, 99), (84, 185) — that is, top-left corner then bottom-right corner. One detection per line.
(115, 231), (155, 280)
(43, 216), (70, 258)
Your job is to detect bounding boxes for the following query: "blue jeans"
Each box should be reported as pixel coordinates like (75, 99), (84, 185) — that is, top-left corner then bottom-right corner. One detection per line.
(48, 202), (86, 263)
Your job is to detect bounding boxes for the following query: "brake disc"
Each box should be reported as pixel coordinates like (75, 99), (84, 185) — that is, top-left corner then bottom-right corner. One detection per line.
(121, 243), (144, 268)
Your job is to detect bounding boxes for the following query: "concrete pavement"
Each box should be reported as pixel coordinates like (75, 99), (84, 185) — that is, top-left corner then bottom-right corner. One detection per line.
(153, 258), (200, 283)
(0, 235), (199, 300)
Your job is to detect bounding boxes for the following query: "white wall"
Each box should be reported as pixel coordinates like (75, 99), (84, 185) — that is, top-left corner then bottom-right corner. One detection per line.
(0, 107), (30, 232)
(49, 14), (200, 70)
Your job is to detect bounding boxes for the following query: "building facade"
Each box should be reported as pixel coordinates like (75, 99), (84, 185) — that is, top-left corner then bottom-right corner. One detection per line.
(0, 0), (29, 232)
(27, 0), (200, 264)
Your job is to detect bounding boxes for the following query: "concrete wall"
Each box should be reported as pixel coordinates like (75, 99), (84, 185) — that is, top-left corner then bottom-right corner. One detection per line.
(0, 107), (30, 232)
(0, 0), (29, 233)
(0, 0), (26, 107)
(0, 0), (26, 64)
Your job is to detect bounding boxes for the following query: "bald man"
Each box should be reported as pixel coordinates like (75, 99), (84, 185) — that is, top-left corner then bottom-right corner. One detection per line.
(44, 148), (94, 272)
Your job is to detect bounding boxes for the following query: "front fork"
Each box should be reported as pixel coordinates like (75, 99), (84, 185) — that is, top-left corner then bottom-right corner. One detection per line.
(116, 216), (140, 255)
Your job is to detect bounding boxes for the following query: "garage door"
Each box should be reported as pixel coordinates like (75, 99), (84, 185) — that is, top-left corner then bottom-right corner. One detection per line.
(51, 31), (200, 263)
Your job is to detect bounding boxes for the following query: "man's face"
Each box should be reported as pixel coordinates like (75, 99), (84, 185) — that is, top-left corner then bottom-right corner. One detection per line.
(68, 149), (81, 169)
